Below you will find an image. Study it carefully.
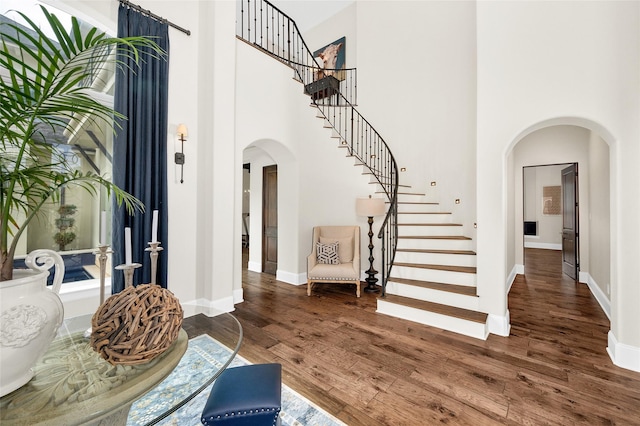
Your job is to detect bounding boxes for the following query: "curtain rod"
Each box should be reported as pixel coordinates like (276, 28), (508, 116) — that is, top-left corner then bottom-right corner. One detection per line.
(119, 0), (191, 36)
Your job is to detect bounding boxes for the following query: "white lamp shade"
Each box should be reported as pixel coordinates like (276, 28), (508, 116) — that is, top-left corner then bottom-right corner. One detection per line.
(176, 124), (188, 138)
(356, 197), (385, 217)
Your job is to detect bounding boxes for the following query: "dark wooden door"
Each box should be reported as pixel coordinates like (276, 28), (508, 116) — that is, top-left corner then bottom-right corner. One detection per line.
(262, 165), (278, 275)
(561, 164), (579, 280)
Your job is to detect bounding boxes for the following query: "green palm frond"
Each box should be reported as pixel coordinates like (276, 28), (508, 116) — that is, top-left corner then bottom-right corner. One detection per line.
(0, 5), (165, 280)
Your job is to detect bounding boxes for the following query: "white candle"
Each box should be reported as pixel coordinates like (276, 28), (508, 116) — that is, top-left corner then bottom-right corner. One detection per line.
(125, 227), (132, 265)
(100, 211), (107, 245)
(151, 210), (158, 243)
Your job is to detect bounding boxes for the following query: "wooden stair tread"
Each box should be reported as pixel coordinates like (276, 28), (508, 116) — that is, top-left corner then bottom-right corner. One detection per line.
(399, 235), (472, 240)
(393, 262), (476, 274)
(396, 248), (476, 255)
(380, 294), (487, 323)
(388, 277), (477, 296)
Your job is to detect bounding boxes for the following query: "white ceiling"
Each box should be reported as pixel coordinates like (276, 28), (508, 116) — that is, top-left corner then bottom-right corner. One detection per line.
(275, 0), (354, 32)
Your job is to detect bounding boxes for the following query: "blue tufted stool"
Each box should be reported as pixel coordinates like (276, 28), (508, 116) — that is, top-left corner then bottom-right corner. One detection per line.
(201, 363), (282, 426)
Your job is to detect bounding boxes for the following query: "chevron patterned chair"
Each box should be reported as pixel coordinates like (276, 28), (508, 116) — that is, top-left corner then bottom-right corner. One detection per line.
(307, 226), (361, 297)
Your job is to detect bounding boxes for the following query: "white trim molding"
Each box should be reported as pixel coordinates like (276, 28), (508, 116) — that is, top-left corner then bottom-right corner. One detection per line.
(607, 331), (640, 373)
(276, 270), (306, 285)
(182, 297), (235, 317)
(488, 311), (511, 337)
(507, 264), (523, 294)
(584, 274), (611, 320)
(247, 261), (261, 273)
(233, 288), (244, 304)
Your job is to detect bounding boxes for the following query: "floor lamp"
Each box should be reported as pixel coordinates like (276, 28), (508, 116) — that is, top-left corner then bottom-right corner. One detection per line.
(356, 196), (386, 293)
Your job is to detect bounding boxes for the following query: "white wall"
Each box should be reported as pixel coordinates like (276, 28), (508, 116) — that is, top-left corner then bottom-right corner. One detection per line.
(478, 1), (640, 356)
(308, 1), (479, 237)
(235, 41), (377, 284)
(523, 164), (566, 250)
(513, 126), (592, 271)
(51, 0), (639, 369)
(588, 132), (611, 299)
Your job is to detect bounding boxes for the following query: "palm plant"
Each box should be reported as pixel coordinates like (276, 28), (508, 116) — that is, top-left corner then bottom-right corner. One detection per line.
(0, 6), (164, 281)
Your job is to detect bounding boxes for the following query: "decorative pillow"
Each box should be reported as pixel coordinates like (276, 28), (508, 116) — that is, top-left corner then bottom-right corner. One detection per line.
(316, 241), (340, 264)
(320, 236), (353, 263)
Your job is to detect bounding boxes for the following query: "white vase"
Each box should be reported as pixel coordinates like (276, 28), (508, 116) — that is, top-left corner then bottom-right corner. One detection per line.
(0, 249), (65, 397)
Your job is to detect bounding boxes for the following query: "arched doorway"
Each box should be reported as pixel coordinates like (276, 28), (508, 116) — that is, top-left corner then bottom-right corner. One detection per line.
(506, 118), (614, 353)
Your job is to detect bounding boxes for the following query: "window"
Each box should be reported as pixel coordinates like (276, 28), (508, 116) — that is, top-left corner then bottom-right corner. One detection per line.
(2, 1), (116, 283)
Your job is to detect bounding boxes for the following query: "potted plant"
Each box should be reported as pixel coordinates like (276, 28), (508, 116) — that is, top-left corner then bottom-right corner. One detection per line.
(0, 6), (162, 396)
(53, 204), (77, 251)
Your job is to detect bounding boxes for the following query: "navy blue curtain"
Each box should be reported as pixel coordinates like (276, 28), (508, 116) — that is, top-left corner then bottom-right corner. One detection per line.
(112, 5), (169, 292)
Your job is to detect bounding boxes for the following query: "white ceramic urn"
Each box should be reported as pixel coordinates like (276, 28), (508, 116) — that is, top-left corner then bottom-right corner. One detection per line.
(0, 249), (65, 397)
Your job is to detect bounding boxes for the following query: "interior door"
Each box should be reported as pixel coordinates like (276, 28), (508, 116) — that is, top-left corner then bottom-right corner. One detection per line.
(561, 164), (579, 280)
(262, 165), (278, 275)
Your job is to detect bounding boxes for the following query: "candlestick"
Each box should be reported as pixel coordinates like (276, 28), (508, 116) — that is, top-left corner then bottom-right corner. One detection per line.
(93, 244), (113, 305)
(145, 241), (164, 285)
(151, 210), (158, 243)
(100, 211), (107, 245)
(124, 227), (132, 265)
(115, 263), (142, 288)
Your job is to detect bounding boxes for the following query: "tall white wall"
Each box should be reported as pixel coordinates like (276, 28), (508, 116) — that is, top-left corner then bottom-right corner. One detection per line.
(305, 1), (478, 236)
(51, 0), (639, 370)
(478, 1), (640, 357)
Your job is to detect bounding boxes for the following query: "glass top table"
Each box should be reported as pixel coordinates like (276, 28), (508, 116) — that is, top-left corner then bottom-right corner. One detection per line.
(0, 310), (242, 426)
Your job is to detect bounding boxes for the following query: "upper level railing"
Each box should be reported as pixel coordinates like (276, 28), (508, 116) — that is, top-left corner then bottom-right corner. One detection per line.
(236, 0), (398, 295)
(236, 0), (357, 105)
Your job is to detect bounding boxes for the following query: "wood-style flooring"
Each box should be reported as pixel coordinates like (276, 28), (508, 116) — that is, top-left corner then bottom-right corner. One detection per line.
(183, 248), (640, 425)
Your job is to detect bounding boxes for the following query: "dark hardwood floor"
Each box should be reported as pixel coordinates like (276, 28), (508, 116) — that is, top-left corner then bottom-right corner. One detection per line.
(183, 248), (640, 425)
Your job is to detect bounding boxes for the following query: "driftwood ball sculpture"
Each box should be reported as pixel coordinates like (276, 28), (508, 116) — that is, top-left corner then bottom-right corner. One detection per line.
(91, 284), (183, 365)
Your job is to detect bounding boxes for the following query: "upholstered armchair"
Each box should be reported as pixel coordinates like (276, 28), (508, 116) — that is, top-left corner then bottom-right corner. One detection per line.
(307, 226), (361, 297)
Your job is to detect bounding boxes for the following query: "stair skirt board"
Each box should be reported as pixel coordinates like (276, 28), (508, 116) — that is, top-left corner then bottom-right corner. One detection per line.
(377, 299), (489, 340)
(392, 265), (476, 286)
(385, 281), (480, 311)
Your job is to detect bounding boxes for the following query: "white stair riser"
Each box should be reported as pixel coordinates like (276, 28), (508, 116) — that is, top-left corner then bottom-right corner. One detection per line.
(385, 281), (480, 311)
(398, 225), (463, 237)
(377, 300), (488, 340)
(397, 204), (441, 213)
(396, 238), (474, 251)
(392, 266), (476, 286)
(398, 213), (453, 224)
(397, 193), (428, 202)
(394, 251), (476, 267)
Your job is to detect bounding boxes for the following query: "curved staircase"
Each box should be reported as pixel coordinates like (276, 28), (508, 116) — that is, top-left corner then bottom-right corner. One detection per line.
(236, 0), (489, 339)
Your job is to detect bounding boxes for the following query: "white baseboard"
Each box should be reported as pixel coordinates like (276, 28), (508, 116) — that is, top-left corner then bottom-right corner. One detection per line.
(524, 242), (562, 250)
(583, 273), (610, 320)
(507, 265), (523, 294)
(607, 331), (640, 372)
(247, 261), (261, 273)
(276, 270), (306, 285)
(182, 297), (235, 317)
(488, 311), (511, 336)
(233, 288), (244, 304)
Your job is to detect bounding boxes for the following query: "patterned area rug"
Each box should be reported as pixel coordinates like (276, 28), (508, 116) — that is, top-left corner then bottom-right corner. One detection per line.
(127, 334), (345, 426)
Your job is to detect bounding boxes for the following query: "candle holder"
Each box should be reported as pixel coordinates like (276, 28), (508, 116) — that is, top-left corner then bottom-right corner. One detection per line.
(145, 241), (164, 285)
(115, 263), (142, 288)
(93, 244), (113, 305)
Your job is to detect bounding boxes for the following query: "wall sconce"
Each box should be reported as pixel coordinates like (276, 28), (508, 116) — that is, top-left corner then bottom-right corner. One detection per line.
(175, 124), (187, 184)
